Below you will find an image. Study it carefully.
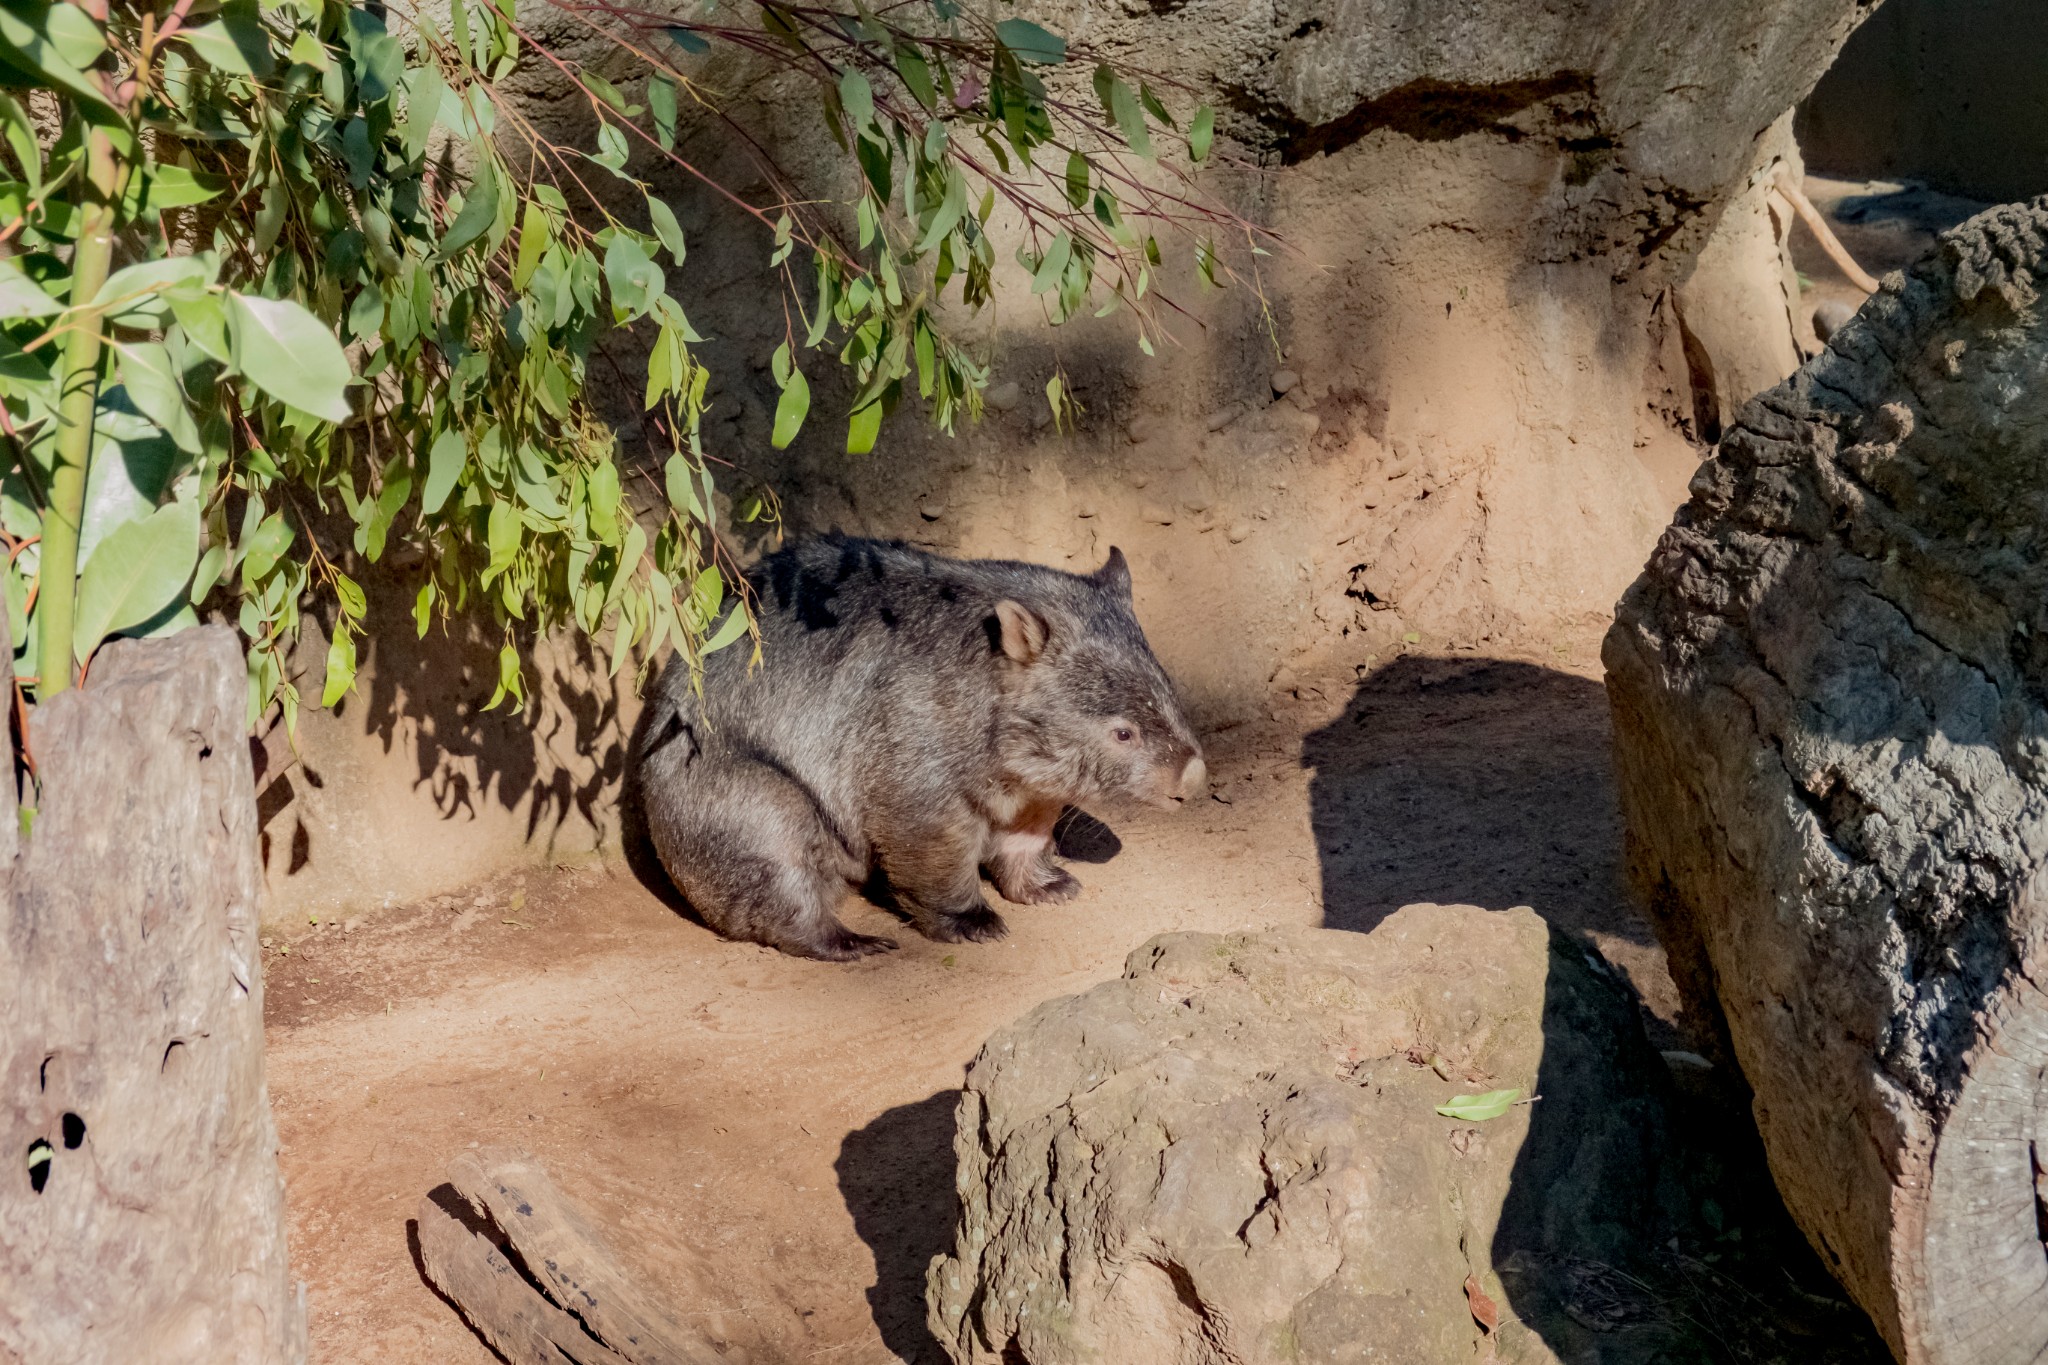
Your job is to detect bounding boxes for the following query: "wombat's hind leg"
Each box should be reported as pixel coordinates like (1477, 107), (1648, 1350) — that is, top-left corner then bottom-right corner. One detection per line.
(645, 758), (893, 962)
(877, 811), (1010, 944)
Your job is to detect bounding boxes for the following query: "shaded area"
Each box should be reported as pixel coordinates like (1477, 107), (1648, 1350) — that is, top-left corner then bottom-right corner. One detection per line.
(1302, 655), (1646, 947)
(1307, 654), (1888, 1362)
(835, 1092), (962, 1365)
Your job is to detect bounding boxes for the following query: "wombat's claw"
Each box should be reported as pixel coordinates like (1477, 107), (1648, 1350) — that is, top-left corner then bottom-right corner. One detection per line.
(932, 905), (1009, 943)
(810, 928), (899, 961)
(1018, 866), (1082, 905)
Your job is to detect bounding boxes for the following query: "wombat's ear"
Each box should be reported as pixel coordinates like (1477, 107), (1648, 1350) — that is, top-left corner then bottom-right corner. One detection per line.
(1093, 546), (1132, 599)
(994, 599), (1050, 664)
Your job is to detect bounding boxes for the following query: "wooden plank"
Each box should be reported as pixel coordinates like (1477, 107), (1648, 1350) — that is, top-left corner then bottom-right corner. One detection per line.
(446, 1147), (718, 1365)
(415, 1195), (631, 1365)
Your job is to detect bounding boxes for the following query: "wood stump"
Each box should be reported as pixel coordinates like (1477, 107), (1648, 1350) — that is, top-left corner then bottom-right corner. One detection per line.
(1606, 198), (2048, 1364)
(0, 627), (304, 1364)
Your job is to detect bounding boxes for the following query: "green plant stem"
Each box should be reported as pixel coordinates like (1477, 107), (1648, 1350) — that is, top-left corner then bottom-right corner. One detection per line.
(36, 126), (124, 699)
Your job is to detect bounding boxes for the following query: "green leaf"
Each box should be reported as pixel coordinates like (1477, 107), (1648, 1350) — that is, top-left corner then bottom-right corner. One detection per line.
(1031, 233), (1073, 294)
(115, 342), (200, 454)
(647, 196), (688, 267)
(73, 500), (202, 664)
(422, 429), (466, 515)
(240, 510), (293, 585)
(169, 292), (230, 364)
(664, 453), (702, 519)
(92, 256), (215, 327)
(179, 4), (274, 79)
(0, 2), (112, 110)
(0, 257), (59, 319)
(1064, 151), (1092, 209)
(847, 401), (882, 455)
(838, 68), (875, 134)
(1139, 82), (1175, 131)
(413, 580), (437, 637)
(996, 18), (1065, 64)
(1434, 1088), (1523, 1122)
(663, 26), (709, 55)
(144, 165), (227, 213)
(227, 293), (354, 423)
(771, 367), (810, 449)
(321, 626), (357, 706)
(702, 602), (750, 654)
(648, 72), (679, 147)
(590, 121), (630, 173)
(1189, 104), (1215, 164)
(1107, 75), (1153, 159)
(894, 47), (935, 109)
(438, 159), (501, 258)
(332, 572), (366, 620)
(347, 282), (383, 342)
(513, 200), (551, 290)
(485, 639), (524, 711)
(603, 234), (664, 318)
(41, 3), (105, 70)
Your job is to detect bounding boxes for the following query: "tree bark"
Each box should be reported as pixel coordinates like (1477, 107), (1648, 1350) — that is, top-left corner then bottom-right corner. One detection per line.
(1605, 198), (2048, 1364)
(0, 625), (305, 1364)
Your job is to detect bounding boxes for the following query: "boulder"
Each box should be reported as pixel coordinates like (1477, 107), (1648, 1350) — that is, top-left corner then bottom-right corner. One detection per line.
(1605, 198), (2048, 1364)
(927, 905), (1690, 1364)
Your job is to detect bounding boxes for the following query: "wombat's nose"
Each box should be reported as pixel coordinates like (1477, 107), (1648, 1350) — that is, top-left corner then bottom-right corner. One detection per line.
(1176, 755), (1207, 801)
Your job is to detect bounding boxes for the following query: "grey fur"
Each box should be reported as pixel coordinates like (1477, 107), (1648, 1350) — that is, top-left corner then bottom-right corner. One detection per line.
(627, 536), (1205, 961)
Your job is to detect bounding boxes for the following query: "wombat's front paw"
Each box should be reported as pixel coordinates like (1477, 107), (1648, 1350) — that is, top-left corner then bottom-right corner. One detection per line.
(808, 927), (900, 961)
(931, 905), (1009, 943)
(1019, 865), (1082, 905)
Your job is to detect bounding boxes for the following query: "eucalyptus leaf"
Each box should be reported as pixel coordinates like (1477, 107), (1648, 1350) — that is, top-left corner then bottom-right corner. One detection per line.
(73, 500), (202, 664)
(1434, 1089), (1523, 1122)
(227, 293), (354, 423)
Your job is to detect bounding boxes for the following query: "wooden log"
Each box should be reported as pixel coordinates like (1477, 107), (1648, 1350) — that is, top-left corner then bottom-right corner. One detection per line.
(414, 1194), (631, 1365)
(1606, 200), (2048, 1364)
(0, 627), (305, 1363)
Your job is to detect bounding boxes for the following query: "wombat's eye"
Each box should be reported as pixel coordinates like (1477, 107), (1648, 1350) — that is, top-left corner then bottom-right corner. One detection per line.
(1112, 725), (1137, 744)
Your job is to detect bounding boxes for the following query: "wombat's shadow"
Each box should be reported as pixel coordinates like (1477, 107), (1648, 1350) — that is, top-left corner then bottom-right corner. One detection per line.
(834, 1091), (960, 1364)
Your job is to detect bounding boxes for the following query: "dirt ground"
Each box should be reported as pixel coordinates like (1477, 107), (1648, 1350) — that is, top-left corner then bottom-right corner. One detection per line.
(266, 627), (1707, 1363)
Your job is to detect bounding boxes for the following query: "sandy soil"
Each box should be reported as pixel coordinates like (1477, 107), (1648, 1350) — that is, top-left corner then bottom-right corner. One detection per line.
(265, 628), (1703, 1363)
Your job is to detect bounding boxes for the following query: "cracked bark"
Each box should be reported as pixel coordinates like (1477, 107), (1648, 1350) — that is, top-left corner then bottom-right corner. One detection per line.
(1605, 197), (2048, 1364)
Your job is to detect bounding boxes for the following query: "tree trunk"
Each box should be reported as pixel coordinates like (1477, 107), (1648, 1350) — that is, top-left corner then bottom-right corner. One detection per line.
(0, 626), (305, 1364)
(1605, 199), (2048, 1364)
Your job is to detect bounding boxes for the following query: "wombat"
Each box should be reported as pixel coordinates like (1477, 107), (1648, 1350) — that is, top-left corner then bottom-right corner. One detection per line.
(628, 535), (1205, 961)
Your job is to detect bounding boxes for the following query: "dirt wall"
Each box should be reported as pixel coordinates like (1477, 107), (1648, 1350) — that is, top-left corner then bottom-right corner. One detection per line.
(258, 1), (1871, 924)
(1796, 0), (2048, 205)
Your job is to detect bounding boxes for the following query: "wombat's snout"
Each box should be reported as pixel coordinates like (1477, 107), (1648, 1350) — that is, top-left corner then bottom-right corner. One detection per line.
(1173, 754), (1208, 803)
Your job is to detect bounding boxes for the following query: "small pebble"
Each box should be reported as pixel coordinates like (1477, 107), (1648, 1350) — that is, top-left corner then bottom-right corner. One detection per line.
(1270, 368), (1300, 395)
(1126, 416), (1157, 444)
(985, 380), (1022, 412)
(343, 918), (360, 934)
(918, 500), (946, 521)
(1226, 522), (1251, 543)
(1812, 298), (1856, 344)
(1141, 502), (1173, 525)
(1204, 406), (1240, 433)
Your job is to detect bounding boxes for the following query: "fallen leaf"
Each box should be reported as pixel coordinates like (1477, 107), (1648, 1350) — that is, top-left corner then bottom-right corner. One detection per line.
(1435, 1088), (1522, 1121)
(1465, 1274), (1501, 1334)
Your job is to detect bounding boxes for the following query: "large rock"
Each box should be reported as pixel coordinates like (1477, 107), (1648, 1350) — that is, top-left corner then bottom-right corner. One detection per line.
(1605, 199), (2048, 1364)
(926, 905), (1690, 1364)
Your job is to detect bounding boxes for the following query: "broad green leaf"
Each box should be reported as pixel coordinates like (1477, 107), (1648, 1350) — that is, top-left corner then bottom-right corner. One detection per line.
(513, 200), (551, 290)
(422, 429), (466, 515)
(663, 26), (709, 55)
(145, 165), (227, 212)
(664, 453), (702, 519)
(701, 603), (750, 654)
(1189, 104), (1215, 164)
(838, 68), (874, 134)
(847, 401), (882, 455)
(41, 3), (105, 70)
(1031, 233), (1073, 294)
(1434, 1088), (1522, 1122)
(590, 121), (629, 172)
(647, 196), (687, 266)
(0, 258), (58, 319)
(1107, 75), (1153, 159)
(0, 2), (113, 110)
(347, 282), (383, 342)
(228, 293), (354, 423)
(648, 72), (679, 147)
(240, 510), (294, 584)
(438, 159), (501, 258)
(169, 292), (230, 364)
(321, 626), (357, 706)
(996, 18), (1065, 64)
(771, 367), (810, 449)
(485, 640), (524, 710)
(603, 235), (664, 318)
(413, 580), (437, 637)
(115, 342), (200, 454)
(895, 47), (935, 109)
(1064, 151), (1090, 209)
(93, 255), (215, 326)
(179, 6), (274, 78)
(74, 500), (202, 663)
(482, 501), (519, 584)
